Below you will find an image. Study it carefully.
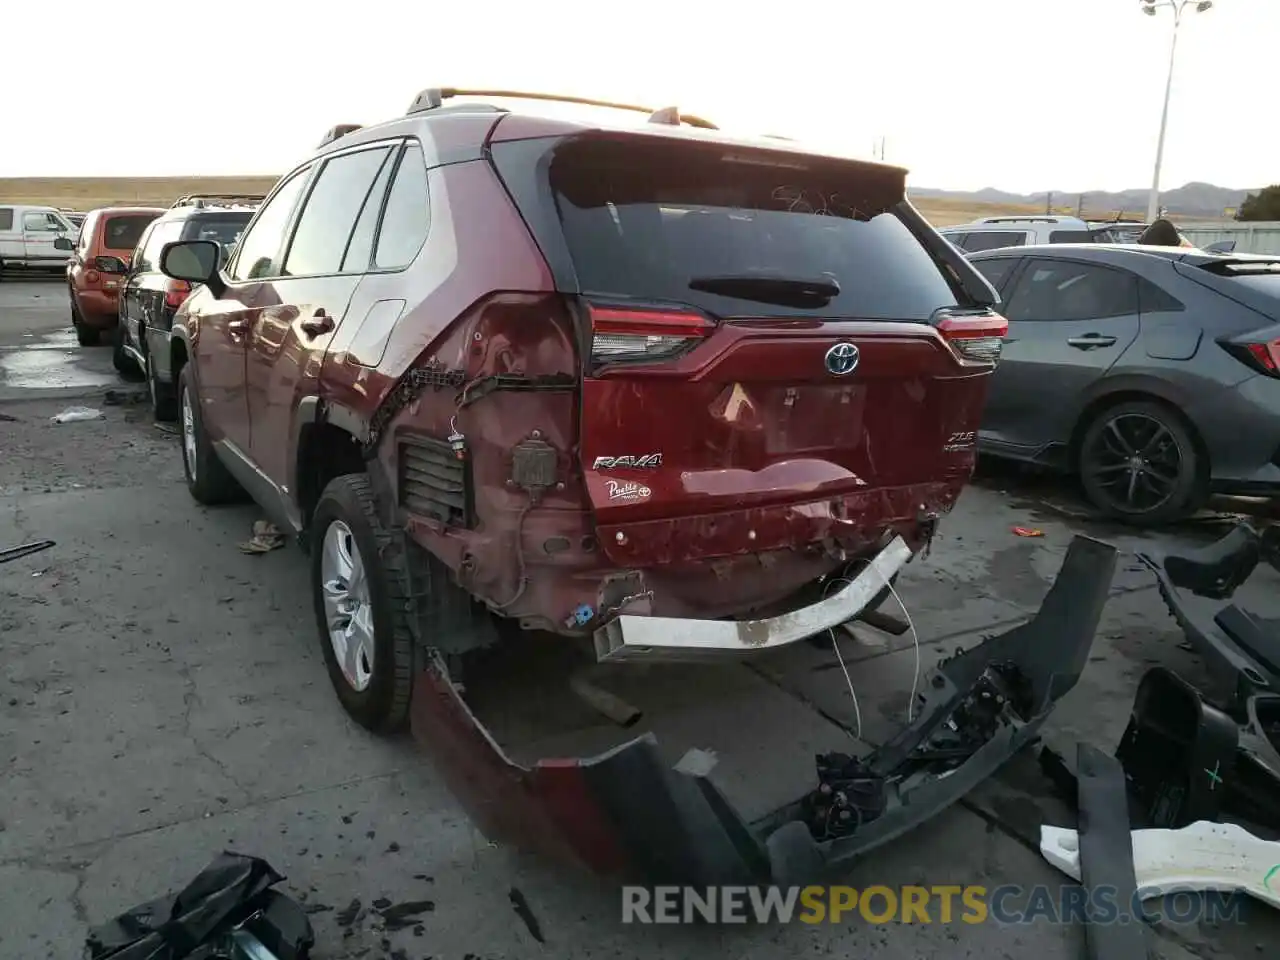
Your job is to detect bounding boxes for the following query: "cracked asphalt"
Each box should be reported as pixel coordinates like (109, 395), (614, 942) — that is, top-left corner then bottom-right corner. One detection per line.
(3, 278), (1280, 959)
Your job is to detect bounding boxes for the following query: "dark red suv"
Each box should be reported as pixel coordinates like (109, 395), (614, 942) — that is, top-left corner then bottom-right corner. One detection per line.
(156, 88), (1006, 735)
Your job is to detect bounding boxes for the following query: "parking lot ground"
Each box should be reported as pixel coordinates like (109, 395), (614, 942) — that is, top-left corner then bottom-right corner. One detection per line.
(2, 279), (1278, 959)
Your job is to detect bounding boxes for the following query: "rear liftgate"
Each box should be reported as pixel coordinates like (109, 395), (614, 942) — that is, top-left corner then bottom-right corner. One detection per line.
(408, 535), (1118, 884)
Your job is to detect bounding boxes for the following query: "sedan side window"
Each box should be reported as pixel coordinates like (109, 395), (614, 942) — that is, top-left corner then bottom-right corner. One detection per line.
(228, 168), (312, 282)
(963, 231), (1027, 252)
(283, 146), (394, 277)
(1003, 260), (1139, 323)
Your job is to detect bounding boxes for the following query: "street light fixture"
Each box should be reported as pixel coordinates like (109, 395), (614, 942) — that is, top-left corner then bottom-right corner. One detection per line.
(1140, 0), (1215, 222)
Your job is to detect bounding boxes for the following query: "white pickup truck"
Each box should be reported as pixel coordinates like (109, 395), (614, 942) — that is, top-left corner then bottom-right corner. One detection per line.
(0, 204), (77, 278)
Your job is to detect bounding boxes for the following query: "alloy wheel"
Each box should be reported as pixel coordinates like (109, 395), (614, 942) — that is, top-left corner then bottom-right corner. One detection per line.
(320, 520), (375, 692)
(1082, 412), (1186, 515)
(180, 386), (197, 481)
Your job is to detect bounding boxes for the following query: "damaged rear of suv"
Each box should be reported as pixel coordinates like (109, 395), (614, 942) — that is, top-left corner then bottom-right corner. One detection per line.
(154, 89), (1101, 884)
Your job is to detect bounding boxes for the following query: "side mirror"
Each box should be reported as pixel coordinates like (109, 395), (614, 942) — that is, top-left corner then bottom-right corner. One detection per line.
(94, 255), (128, 275)
(159, 240), (224, 297)
(54, 237), (74, 251)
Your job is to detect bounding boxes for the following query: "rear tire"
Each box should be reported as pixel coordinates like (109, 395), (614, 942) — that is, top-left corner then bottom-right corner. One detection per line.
(71, 300), (99, 346)
(178, 365), (241, 505)
(1077, 399), (1203, 526)
(111, 323), (144, 380)
(310, 474), (417, 733)
(148, 355), (178, 422)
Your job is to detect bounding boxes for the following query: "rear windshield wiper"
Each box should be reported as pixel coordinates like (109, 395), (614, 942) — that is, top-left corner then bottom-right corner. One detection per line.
(688, 274), (840, 308)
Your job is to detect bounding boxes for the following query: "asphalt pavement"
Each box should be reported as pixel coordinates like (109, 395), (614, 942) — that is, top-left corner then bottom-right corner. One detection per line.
(1, 278), (1278, 959)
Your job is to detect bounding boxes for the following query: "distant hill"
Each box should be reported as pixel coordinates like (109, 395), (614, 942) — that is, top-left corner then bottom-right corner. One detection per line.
(909, 181), (1256, 221)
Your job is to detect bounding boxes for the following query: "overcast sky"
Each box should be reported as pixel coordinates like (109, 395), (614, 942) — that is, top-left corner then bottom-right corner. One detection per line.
(6, 0), (1276, 191)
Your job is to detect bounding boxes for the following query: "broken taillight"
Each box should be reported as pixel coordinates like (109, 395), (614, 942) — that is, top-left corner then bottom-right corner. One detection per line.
(936, 311), (1009, 365)
(587, 303), (713, 366)
(1220, 336), (1280, 379)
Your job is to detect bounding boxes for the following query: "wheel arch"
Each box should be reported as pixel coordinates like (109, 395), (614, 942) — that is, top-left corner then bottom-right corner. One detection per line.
(1069, 385), (1211, 493)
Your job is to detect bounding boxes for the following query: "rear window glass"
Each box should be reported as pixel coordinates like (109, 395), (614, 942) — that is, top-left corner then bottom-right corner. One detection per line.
(102, 214), (157, 251)
(184, 216), (251, 249)
(1221, 272), (1280, 296)
(548, 140), (958, 320)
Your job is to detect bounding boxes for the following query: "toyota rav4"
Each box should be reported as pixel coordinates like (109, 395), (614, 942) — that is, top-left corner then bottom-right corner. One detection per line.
(156, 88), (1006, 735)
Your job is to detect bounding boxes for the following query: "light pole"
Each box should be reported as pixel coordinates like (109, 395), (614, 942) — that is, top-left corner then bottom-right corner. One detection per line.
(1141, 0), (1214, 223)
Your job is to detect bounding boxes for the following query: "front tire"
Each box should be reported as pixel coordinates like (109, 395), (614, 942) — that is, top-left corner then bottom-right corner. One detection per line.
(177, 365), (241, 505)
(1078, 400), (1202, 526)
(310, 474), (417, 733)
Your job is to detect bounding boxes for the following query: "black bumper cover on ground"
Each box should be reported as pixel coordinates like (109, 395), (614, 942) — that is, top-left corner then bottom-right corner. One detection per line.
(409, 535), (1118, 885)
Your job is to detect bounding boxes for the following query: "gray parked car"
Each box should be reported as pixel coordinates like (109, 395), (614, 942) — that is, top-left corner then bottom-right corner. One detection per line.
(968, 243), (1280, 525)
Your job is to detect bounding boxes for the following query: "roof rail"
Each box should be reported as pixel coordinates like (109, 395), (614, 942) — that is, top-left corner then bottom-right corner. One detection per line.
(170, 194), (266, 210)
(977, 216), (1071, 225)
(318, 124), (363, 148)
(405, 87), (718, 129)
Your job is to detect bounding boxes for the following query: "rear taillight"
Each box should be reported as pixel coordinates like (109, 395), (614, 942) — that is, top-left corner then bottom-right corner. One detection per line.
(165, 280), (192, 309)
(1220, 337), (1280, 379)
(937, 311), (1009, 365)
(587, 303), (713, 366)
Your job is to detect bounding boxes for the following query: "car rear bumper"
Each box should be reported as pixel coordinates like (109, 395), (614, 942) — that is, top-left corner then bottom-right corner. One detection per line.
(408, 533), (1117, 885)
(75, 289), (122, 327)
(592, 535), (911, 663)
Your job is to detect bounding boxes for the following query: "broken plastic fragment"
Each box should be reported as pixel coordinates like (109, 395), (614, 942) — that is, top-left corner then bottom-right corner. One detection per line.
(1041, 819), (1280, 912)
(1012, 526), (1044, 538)
(50, 406), (102, 424)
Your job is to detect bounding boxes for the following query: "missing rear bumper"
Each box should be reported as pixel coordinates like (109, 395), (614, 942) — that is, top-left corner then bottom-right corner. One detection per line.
(408, 533), (1117, 885)
(591, 536), (912, 663)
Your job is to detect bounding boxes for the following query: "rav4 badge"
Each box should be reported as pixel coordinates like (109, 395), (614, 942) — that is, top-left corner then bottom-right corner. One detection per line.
(592, 454), (662, 469)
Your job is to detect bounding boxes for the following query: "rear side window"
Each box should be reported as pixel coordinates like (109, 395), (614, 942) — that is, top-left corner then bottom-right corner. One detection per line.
(1003, 260), (1139, 322)
(963, 231), (1027, 252)
(284, 146), (393, 277)
(0, 208), (12, 230)
(102, 214), (158, 251)
(137, 221), (183, 273)
(973, 258), (1016, 291)
(545, 138), (958, 320)
(373, 143), (431, 270)
(1049, 230), (1096, 244)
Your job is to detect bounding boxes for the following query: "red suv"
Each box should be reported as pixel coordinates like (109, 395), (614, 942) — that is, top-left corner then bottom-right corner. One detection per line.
(63, 207), (164, 345)
(156, 89), (1006, 734)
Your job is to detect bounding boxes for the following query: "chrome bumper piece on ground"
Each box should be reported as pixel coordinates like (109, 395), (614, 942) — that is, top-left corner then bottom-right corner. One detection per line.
(592, 536), (913, 664)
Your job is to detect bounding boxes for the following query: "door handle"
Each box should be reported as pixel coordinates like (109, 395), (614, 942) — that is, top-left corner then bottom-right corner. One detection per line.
(1066, 334), (1117, 349)
(300, 313), (335, 337)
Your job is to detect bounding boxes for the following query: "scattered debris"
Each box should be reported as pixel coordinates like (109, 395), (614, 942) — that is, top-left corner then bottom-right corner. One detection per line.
(378, 899), (435, 930)
(1012, 526), (1044, 538)
(83, 852), (313, 960)
(102, 389), (147, 406)
(0, 540), (55, 565)
(508, 888), (545, 944)
(0, 412), (19, 422)
(50, 406), (102, 424)
(239, 520), (287, 555)
(1074, 744), (1151, 959)
(335, 897), (362, 926)
(1042, 819), (1280, 913)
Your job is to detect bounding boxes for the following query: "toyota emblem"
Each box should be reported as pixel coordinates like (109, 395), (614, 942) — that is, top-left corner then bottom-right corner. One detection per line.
(824, 342), (860, 376)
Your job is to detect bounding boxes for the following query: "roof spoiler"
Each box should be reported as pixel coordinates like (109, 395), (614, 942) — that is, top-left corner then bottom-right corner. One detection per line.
(404, 87), (718, 130)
